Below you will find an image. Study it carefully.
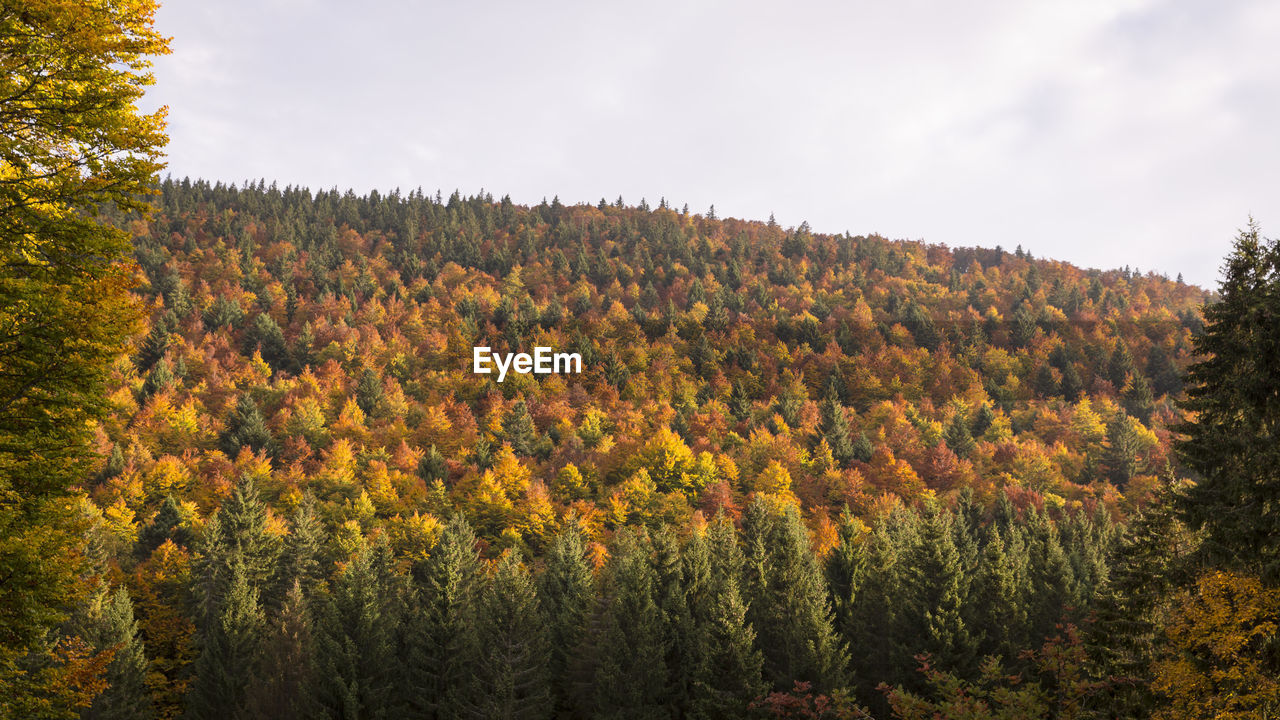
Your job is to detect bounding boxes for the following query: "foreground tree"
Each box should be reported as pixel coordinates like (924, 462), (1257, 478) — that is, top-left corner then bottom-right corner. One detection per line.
(0, 0), (168, 708)
(1177, 221), (1280, 580)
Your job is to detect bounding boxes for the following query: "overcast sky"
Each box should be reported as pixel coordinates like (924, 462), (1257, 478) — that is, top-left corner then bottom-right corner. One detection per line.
(143, 0), (1280, 288)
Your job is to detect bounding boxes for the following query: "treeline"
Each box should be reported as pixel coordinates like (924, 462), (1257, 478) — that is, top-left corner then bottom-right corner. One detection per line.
(85, 477), (1113, 719)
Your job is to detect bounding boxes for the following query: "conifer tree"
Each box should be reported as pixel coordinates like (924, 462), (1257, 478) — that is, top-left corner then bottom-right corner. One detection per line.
(1176, 221), (1280, 579)
(683, 518), (765, 719)
(1105, 414), (1142, 486)
(651, 525), (690, 714)
(186, 557), (266, 720)
(1108, 340), (1135, 389)
(315, 537), (401, 719)
(220, 474), (281, 593)
(355, 367), (385, 418)
(466, 550), (552, 720)
(503, 400), (538, 457)
(248, 580), (319, 720)
(537, 519), (594, 718)
(1022, 509), (1076, 645)
(75, 585), (154, 720)
(968, 528), (1025, 663)
(402, 515), (482, 718)
(819, 387), (857, 468)
(588, 528), (668, 719)
(135, 495), (188, 558)
(1122, 372), (1156, 426)
(140, 357), (174, 399)
(905, 504), (977, 678)
(1087, 489), (1191, 719)
(222, 395), (275, 457)
(740, 498), (848, 693)
(942, 413), (976, 458)
(270, 493), (326, 608)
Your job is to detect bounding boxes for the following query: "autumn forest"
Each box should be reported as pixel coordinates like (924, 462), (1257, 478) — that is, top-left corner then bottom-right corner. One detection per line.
(4, 2), (1280, 719)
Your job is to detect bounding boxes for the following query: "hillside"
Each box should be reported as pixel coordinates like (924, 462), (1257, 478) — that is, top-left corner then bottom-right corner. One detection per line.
(100, 179), (1205, 549)
(80, 179), (1217, 716)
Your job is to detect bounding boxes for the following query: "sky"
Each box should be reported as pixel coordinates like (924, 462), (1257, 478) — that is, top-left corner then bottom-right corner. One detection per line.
(143, 0), (1280, 289)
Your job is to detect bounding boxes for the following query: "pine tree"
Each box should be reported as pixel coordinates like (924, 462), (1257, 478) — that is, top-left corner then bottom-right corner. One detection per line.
(588, 528), (669, 719)
(355, 367), (385, 418)
(140, 357), (174, 399)
(222, 395), (275, 457)
(968, 527), (1026, 664)
(1023, 508), (1076, 645)
(466, 550), (552, 720)
(186, 557), (266, 720)
(942, 412), (976, 458)
(1176, 221), (1280, 579)
(819, 387), (857, 468)
(402, 515), (482, 718)
(740, 498), (848, 693)
(905, 504), (977, 678)
(502, 400), (538, 457)
(315, 537), (401, 719)
(248, 580), (319, 720)
(537, 519), (594, 717)
(1122, 372), (1156, 426)
(75, 585), (154, 720)
(683, 518), (765, 719)
(269, 493), (326, 608)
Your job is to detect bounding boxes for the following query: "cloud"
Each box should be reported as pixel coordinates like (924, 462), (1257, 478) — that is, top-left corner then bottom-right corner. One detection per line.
(146, 0), (1279, 287)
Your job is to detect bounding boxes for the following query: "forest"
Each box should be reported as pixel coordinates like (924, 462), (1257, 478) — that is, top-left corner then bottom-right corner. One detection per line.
(4, 2), (1280, 718)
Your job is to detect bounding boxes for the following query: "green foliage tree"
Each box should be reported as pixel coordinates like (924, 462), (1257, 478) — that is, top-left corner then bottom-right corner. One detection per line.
(1176, 221), (1280, 580)
(537, 519), (594, 717)
(248, 580), (319, 720)
(74, 584), (154, 720)
(186, 557), (265, 720)
(0, 0), (168, 702)
(222, 395), (275, 458)
(741, 498), (848, 693)
(466, 550), (552, 719)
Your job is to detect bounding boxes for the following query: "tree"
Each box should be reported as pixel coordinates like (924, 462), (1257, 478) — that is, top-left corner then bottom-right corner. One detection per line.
(221, 395), (275, 458)
(588, 528), (669, 719)
(466, 550), (552, 720)
(315, 536), (401, 719)
(247, 580), (318, 720)
(402, 515), (482, 718)
(0, 0), (168, 700)
(684, 517), (765, 719)
(1176, 222), (1280, 580)
(185, 557), (265, 720)
(819, 388), (857, 469)
(354, 367), (384, 419)
(741, 498), (848, 693)
(73, 584), (154, 720)
(502, 399), (538, 457)
(538, 519), (593, 716)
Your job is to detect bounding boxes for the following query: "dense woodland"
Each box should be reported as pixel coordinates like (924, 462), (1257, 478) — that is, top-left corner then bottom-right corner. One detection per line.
(7, 3), (1280, 717)
(45, 178), (1256, 720)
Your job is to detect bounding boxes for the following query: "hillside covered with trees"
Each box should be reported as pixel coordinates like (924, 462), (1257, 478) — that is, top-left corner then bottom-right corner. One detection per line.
(58, 179), (1227, 719)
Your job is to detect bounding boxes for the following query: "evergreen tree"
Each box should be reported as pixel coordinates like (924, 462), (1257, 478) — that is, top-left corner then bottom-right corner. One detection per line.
(683, 518), (765, 719)
(315, 537), (401, 720)
(819, 387), (857, 468)
(416, 445), (448, 484)
(466, 550), (552, 720)
(1022, 508), (1076, 645)
(1087, 488), (1192, 718)
(135, 495), (189, 558)
(402, 515), (482, 718)
(651, 526), (690, 715)
(1105, 414), (1142, 486)
(355, 367), (385, 418)
(74, 585), (154, 720)
(502, 400), (538, 457)
(537, 519), (594, 718)
(270, 493), (326, 608)
(968, 527), (1026, 664)
(219, 474), (281, 592)
(942, 412), (976, 458)
(244, 313), (289, 373)
(222, 394), (275, 457)
(1122, 372), (1156, 426)
(1176, 221), (1280, 579)
(140, 357), (174, 399)
(248, 580), (319, 720)
(905, 504), (977, 678)
(740, 498), (848, 693)
(186, 557), (266, 720)
(1108, 340), (1135, 389)
(588, 528), (668, 719)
